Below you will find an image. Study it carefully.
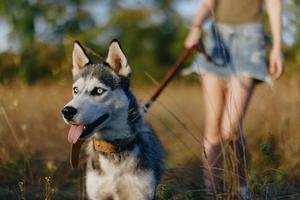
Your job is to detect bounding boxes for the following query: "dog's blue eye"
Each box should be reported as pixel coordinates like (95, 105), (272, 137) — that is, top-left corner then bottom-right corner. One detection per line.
(73, 87), (79, 94)
(91, 87), (106, 96)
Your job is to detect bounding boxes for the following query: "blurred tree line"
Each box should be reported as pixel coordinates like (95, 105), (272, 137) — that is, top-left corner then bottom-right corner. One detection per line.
(0, 0), (299, 84)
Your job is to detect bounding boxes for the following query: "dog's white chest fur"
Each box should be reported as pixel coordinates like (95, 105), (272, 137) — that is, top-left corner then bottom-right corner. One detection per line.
(86, 145), (155, 200)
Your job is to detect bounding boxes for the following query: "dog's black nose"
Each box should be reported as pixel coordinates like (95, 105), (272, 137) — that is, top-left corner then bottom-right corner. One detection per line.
(62, 106), (77, 120)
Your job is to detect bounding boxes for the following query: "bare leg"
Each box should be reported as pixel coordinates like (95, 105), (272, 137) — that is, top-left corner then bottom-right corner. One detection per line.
(221, 76), (255, 195)
(200, 73), (226, 191)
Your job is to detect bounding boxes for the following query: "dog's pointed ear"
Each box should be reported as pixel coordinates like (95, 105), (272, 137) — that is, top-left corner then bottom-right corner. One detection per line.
(72, 41), (90, 78)
(106, 39), (131, 77)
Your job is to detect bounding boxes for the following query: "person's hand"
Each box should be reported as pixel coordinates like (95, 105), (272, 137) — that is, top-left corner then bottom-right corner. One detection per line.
(269, 47), (284, 80)
(184, 26), (202, 49)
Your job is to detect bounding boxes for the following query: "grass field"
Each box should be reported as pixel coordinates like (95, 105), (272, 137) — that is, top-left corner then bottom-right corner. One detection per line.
(0, 69), (300, 199)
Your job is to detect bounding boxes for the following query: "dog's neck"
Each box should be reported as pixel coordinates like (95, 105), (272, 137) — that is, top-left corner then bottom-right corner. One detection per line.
(92, 137), (118, 153)
(94, 120), (132, 146)
(93, 119), (140, 154)
(70, 126), (138, 168)
(92, 131), (137, 153)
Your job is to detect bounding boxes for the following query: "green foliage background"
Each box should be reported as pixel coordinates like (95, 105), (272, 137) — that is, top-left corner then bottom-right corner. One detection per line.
(0, 0), (299, 84)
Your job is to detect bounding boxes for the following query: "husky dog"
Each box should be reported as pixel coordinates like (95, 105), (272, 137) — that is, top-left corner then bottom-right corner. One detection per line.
(61, 40), (164, 200)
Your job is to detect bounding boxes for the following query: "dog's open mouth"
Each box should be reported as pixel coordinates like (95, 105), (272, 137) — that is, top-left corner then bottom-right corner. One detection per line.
(68, 113), (110, 144)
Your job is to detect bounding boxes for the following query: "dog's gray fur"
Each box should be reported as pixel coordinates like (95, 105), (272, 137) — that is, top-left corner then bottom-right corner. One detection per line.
(62, 40), (164, 200)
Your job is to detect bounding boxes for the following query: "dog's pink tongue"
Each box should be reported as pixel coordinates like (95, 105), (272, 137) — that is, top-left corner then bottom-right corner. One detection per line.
(68, 125), (84, 144)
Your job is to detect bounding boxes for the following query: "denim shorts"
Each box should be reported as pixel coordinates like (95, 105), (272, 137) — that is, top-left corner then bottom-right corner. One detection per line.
(183, 22), (272, 84)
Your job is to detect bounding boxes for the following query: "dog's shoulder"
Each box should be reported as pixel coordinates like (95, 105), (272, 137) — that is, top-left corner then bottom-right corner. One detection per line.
(135, 122), (165, 181)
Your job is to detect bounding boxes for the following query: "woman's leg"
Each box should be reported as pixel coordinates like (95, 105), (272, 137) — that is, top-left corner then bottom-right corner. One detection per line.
(200, 73), (226, 189)
(221, 76), (256, 190)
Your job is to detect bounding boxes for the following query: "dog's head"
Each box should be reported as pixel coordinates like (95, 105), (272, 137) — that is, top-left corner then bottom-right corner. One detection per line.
(62, 40), (137, 144)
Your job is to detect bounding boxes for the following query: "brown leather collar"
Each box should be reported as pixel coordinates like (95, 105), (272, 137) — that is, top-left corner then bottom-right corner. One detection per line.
(93, 137), (118, 153)
(70, 135), (137, 169)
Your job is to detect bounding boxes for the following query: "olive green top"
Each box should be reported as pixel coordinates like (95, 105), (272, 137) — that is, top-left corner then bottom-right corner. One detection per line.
(214, 0), (264, 24)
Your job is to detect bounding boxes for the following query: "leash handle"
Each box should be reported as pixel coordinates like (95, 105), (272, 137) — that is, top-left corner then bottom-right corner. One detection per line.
(197, 39), (212, 63)
(143, 47), (196, 113)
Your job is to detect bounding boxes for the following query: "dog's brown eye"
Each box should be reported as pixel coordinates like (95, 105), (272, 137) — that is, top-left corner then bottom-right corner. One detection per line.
(73, 87), (79, 94)
(91, 87), (106, 96)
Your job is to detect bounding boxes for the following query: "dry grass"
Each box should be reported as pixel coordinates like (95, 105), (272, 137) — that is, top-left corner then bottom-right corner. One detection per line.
(0, 70), (300, 199)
